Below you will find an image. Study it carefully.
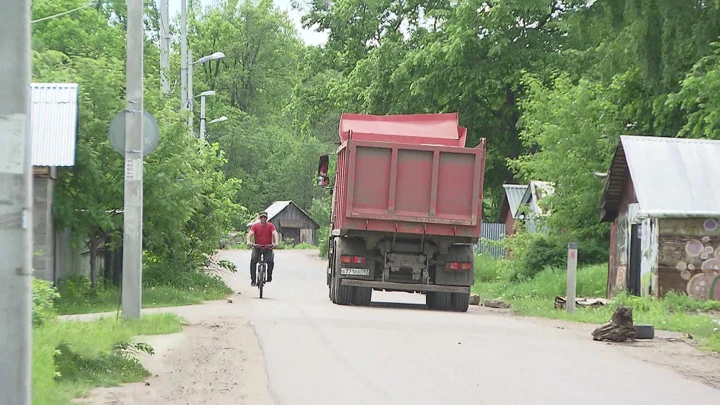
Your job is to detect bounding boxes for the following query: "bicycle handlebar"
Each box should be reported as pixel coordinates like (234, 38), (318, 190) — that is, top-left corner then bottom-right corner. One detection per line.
(252, 244), (275, 249)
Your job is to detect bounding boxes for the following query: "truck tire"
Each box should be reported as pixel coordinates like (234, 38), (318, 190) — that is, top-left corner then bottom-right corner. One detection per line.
(352, 287), (372, 306)
(450, 292), (470, 312)
(427, 292), (452, 310)
(332, 238), (353, 305)
(425, 292), (436, 309)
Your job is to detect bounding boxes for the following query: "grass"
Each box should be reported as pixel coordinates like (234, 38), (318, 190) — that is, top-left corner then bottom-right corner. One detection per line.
(33, 313), (184, 405)
(55, 284), (232, 315)
(55, 271), (233, 316)
(473, 254), (720, 352)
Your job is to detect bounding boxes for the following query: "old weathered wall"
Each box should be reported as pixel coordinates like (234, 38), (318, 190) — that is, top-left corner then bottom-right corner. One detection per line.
(640, 217), (659, 296)
(608, 175), (638, 295)
(32, 175), (54, 281)
(657, 218), (720, 300)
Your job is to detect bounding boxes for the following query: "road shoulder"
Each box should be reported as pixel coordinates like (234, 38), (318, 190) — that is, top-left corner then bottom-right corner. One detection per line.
(72, 302), (273, 405)
(469, 305), (720, 389)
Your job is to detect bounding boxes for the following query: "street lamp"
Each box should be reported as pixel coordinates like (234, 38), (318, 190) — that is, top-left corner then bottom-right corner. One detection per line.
(196, 90), (216, 142)
(201, 116), (228, 143)
(209, 116), (227, 124)
(186, 50), (225, 132)
(195, 52), (225, 64)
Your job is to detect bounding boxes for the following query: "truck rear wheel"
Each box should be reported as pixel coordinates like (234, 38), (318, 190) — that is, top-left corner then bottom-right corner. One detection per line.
(332, 238), (353, 305)
(426, 292), (452, 310)
(352, 287), (372, 306)
(425, 292), (437, 309)
(450, 292), (470, 312)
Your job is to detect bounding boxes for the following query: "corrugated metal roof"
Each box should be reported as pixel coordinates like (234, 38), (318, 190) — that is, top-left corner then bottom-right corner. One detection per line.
(502, 184), (528, 218)
(247, 200), (320, 228)
(619, 135), (720, 217)
(516, 180), (555, 218)
(30, 83), (79, 166)
(248, 201), (292, 226)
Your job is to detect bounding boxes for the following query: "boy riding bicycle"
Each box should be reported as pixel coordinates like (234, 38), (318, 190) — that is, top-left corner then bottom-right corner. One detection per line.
(246, 211), (280, 286)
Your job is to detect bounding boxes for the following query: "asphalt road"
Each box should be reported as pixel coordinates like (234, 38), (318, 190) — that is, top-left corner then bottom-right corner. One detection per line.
(220, 249), (720, 405)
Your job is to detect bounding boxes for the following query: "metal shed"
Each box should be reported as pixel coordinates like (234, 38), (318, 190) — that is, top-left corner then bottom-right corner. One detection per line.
(248, 201), (320, 245)
(600, 135), (720, 300)
(498, 184), (528, 236)
(514, 180), (555, 234)
(30, 83), (79, 282)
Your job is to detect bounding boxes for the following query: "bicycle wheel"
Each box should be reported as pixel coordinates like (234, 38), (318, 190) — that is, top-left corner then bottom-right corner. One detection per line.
(258, 263), (265, 299)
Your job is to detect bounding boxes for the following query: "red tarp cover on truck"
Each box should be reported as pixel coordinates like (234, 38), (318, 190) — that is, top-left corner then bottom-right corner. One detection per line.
(339, 113), (468, 147)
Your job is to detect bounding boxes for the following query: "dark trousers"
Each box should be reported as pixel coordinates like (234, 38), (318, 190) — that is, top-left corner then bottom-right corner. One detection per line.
(250, 247), (274, 283)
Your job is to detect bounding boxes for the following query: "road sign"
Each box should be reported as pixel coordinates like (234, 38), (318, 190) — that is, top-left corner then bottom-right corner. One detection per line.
(109, 110), (160, 156)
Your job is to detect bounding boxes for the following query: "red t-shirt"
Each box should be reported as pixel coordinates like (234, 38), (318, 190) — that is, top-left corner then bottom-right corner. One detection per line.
(251, 222), (276, 245)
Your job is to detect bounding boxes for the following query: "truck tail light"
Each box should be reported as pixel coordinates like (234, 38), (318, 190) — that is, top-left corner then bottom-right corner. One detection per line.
(341, 255), (367, 264)
(445, 262), (472, 271)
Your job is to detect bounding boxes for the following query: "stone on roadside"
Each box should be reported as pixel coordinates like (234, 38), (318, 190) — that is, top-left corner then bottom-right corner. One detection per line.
(483, 299), (510, 309)
(469, 294), (481, 306)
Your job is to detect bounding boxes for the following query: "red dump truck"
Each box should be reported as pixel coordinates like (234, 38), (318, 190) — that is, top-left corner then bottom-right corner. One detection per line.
(316, 113), (486, 312)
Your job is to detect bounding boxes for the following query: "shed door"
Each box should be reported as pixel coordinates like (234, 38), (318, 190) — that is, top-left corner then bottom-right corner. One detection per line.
(282, 228), (300, 245)
(627, 224), (642, 296)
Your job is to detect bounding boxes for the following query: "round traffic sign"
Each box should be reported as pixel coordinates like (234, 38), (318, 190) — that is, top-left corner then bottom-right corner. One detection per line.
(109, 110), (160, 156)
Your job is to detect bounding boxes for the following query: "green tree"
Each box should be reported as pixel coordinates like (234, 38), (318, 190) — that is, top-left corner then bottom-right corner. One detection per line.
(32, 0), (242, 287)
(509, 74), (623, 242)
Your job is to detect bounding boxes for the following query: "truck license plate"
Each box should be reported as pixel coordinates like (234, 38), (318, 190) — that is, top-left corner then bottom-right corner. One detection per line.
(340, 267), (370, 276)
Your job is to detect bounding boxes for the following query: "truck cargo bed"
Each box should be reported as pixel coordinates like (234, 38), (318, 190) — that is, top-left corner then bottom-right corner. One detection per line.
(333, 139), (486, 239)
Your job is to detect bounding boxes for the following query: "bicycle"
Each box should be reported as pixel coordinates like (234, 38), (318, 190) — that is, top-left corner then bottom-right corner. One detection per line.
(253, 244), (274, 298)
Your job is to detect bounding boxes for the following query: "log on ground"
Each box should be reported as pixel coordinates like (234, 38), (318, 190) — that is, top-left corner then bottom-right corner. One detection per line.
(591, 306), (636, 342)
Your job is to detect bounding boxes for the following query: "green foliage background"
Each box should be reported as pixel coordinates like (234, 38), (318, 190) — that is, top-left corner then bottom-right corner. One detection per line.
(30, 0), (720, 282)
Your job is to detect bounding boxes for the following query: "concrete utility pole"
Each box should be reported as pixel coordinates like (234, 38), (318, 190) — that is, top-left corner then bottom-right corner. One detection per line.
(566, 242), (578, 314)
(121, 0), (144, 319)
(188, 48), (194, 132)
(180, 0), (188, 113)
(0, 0), (32, 403)
(160, 0), (170, 95)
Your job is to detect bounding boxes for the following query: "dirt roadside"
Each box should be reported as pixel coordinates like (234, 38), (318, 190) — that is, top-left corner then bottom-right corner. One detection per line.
(71, 301), (274, 405)
(469, 305), (720, 390)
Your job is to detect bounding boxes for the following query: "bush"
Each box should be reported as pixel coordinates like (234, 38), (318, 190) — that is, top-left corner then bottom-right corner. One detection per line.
(503, 231), (607, 280)
(54, 265), (232, 315)
(55, 276), (97, 307)
(318, 232), (329, 258)
(32, 278), (59, 326)
(474, 254), (507, 282)
(474, 263), (608, 300)
(143, 262), (231, 293)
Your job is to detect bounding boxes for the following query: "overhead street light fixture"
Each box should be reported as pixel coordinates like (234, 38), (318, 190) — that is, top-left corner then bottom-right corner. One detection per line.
(193, 51), (225, 65)
(187, 51), (226, 132)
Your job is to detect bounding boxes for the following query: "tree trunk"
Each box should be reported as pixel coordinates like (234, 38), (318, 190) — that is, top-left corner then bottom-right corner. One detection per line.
(592, 306), (636, 342)
(89, 239), (97, 289)
(103, 234), (112, 284)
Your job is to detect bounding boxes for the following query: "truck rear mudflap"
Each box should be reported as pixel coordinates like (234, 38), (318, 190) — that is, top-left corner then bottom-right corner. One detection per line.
(340, 279), (470, 294)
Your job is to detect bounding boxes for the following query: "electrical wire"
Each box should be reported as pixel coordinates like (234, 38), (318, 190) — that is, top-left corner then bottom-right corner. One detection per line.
(32, 2), (94, 24)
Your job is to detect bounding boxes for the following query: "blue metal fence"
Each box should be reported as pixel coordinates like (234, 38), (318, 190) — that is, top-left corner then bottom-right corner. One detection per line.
(475, 222), (506, 258)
